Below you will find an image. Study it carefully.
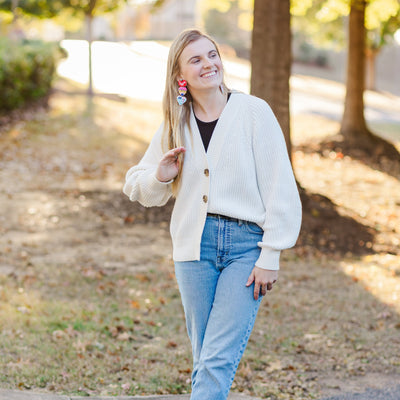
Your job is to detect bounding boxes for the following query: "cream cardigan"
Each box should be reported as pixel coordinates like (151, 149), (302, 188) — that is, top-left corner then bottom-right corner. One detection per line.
(123, 92), (302, 270)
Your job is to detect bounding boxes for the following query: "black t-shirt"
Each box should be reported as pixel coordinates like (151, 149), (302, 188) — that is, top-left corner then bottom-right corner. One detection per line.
(195, 92), (231, 152)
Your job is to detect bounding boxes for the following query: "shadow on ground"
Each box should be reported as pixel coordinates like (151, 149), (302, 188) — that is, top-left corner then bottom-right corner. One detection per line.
(297, 188), (377, 256)
(86, 188), (379, 258)
(295, 134), (400, 181)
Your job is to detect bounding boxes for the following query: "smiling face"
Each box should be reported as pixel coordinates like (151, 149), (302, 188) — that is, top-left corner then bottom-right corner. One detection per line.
(178, 37), (224, 95)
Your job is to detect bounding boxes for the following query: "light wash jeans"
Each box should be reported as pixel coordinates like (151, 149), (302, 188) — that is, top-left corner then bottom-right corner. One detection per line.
(175, 215), (264, 400)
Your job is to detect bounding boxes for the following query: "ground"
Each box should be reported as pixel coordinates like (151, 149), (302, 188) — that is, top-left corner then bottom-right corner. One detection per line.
(0, 78), (399, 399)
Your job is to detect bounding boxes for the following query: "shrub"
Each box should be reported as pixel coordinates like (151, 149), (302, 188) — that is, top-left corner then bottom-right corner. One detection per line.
(0, 38), (64, 111)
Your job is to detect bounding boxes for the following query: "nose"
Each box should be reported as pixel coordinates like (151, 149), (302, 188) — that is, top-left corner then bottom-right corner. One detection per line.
(203, 58), (213, 68)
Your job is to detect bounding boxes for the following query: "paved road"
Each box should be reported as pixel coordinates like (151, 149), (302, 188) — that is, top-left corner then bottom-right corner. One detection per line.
(57, 40), (400, 128)
(322, 384), (400, 399)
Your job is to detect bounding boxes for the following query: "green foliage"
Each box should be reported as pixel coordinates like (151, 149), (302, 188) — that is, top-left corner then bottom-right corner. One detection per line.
(291, 0), (313, 16)
(0, 0), (127, 18)
(292, 0), (400, 51)
(292, 0), (346, 50)
(366, 0), (399, 30)
(62, 0), (125, 17)
(0, 0), (65, 18)
(367, 3), (400, 49)
(0, 38), (64, 111)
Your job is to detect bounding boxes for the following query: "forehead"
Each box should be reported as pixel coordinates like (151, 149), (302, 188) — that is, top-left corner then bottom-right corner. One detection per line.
(180, 37), (217, 62)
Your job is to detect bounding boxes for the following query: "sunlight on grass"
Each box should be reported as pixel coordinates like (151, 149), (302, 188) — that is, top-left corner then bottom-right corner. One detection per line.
(294, 150), (400, 250)
(0, 78), (163, 193)
(50, 78), (162, 157)
(340, 254), (400, 313)
(291, 114), (340, 145)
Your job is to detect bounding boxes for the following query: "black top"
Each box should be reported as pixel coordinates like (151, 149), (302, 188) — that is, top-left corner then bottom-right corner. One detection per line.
(195, 92), (231, 152)
(195, 117), (218, 152)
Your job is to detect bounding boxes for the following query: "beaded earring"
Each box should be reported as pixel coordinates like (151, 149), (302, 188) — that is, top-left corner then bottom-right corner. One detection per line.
(177, 79), (187, 105)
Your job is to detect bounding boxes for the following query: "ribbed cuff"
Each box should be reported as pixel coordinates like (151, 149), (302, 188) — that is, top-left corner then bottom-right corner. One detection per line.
(255, 247), (281, 270)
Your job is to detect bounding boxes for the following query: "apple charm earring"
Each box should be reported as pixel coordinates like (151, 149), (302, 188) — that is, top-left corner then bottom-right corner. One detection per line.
(177, 79), (187, 105)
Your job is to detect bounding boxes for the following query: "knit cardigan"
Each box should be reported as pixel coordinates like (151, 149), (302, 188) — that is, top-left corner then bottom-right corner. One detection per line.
(123, 91), (302, 270)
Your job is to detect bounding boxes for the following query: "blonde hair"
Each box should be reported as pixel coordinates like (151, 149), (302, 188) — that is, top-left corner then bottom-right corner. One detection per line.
(162, 28), (228, 194)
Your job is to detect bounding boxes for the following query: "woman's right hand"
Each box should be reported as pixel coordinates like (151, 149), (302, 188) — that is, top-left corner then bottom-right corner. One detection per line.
(156, 147), (186, 182)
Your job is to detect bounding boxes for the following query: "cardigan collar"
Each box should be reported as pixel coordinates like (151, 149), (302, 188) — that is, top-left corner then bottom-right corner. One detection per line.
(188, 91), (241, 170)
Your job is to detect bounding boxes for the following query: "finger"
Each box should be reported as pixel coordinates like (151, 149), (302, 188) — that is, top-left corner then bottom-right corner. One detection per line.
(267, 282), (273, 291)
(170, 151), (180, 160)
(173, 147), (186, 157)
(254, 283), (260, 300)
(260, 286), (267, 296)
(169, 149), (186, 164)
(162, 152), (175, 163)
(165, 148), (182, 158)
(246, 270), (255, 287)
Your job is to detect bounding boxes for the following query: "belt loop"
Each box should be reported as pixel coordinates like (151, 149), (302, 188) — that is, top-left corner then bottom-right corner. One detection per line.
(238, 219), (243, 226)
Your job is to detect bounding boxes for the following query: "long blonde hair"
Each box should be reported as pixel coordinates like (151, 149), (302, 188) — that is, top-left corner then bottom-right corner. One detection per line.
(162, 28), (228, 194)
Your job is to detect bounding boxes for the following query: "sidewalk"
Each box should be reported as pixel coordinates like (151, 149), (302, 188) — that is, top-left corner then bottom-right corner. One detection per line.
(2, 386), (400, 400)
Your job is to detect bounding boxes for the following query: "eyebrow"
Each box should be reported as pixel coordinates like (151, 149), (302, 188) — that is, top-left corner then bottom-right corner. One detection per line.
(187, 49), (218, 63)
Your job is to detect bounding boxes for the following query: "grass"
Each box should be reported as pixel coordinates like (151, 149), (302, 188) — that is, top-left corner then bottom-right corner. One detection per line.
(0, 256), (191, 396)
(0, 77), (399, 399)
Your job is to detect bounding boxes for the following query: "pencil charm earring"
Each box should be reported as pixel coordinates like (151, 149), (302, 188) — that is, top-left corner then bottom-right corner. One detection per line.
(177, 79), (187, 105)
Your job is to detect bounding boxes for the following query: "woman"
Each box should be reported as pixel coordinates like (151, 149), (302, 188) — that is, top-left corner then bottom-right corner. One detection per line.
(123, 29), (302, 400)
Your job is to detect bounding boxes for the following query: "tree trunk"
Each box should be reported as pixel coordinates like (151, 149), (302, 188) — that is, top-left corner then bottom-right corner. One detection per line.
(365, 47), (379, 91)
(11, 0), (18, 22)
(86, 13), (94, 96)
(340, 0), (371, 140)
(250, 0), (292, 156)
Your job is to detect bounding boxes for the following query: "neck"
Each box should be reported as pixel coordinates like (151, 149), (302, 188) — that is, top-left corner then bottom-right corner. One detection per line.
(192, 87), (227, 122)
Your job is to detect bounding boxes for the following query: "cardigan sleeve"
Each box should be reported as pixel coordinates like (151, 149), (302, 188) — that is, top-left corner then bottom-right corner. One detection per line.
(123, 123), (173, 207)
(251, 99), (302, 270)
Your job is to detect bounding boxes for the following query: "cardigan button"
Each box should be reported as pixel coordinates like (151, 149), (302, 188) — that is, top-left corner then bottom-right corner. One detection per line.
(204, 168), (209, 177)
(202, 195), (208, 203)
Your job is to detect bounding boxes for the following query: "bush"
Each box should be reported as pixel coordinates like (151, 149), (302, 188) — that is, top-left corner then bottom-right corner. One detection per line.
(0, 38), (64, 111)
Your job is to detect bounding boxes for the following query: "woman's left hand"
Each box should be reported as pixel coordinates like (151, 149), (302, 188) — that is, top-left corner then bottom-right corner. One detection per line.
(246, 267), (278, 300)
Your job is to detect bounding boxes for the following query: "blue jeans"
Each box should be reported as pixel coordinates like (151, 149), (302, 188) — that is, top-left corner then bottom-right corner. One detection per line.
(175, 215), (264, 400)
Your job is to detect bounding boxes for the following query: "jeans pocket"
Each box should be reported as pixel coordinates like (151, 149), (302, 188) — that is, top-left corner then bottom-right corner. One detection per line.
(245, 221), (263, 235)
